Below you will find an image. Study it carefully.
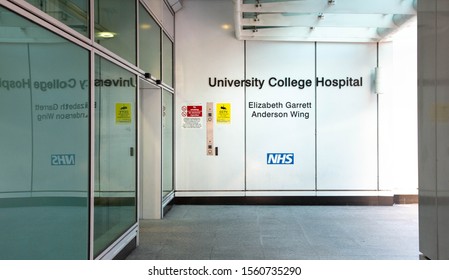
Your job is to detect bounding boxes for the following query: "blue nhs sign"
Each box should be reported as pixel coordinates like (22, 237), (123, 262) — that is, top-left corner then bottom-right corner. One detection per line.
(51, 154), (76, 166)
(267, 153), (294, 165)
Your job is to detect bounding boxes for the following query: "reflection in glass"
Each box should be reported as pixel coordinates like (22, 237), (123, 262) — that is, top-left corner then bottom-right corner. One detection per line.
(0, 6), (89, 259)
(26, 0), (89, 36)
(94, 56), (137, 257)
(95, 0), (136, 64)
(162, 33), (173, 87)
(139, 3), (161, 79)
(162, 90), (173, 198)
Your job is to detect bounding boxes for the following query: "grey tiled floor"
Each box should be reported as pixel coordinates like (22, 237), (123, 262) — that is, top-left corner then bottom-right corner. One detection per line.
(126, 204), (419, 260)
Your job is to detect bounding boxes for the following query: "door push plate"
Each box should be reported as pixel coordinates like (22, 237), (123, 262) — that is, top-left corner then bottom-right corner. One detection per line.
(206, 102), (214, 156)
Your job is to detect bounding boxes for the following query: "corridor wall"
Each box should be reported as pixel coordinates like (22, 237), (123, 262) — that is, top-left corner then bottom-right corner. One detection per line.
(175, 0), (417, 197)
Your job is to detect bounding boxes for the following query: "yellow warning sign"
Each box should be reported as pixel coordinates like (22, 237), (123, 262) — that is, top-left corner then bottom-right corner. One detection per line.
(116, 103), (132, 123)
(216, 103), (231, 124)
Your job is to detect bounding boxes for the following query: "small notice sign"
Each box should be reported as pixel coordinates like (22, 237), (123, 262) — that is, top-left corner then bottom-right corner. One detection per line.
(115, 103), (132, 123)
(216, 103), (231, 124)
(182, 104), (203, 129)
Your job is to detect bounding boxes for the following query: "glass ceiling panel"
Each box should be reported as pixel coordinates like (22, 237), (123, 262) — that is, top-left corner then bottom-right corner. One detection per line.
(235, 0), (417, 42)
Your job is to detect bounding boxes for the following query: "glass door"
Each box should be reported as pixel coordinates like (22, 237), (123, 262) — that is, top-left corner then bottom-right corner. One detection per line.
(94, 56), (137, 257)
(0, 6), (90, 259)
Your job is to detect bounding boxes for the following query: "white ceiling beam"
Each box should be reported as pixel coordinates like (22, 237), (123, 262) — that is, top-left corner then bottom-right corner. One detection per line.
(239, 35), (379, 43)
(234, 0), (243, 43)
(242, 13), (412, 28)
(241, 0), (416, 15)
(240, 26), (381, 40)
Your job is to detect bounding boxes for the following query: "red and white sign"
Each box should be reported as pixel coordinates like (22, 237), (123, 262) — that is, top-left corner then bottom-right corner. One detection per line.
(181, 104), (203, 129)
(187, 105), (202, 117)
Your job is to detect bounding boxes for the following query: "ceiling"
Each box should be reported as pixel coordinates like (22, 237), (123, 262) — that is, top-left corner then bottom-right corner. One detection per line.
(234, 0), (417, 42)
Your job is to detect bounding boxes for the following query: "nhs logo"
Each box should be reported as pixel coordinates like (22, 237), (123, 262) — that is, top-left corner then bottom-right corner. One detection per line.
(267, 153), (294, 165)
(51, 154), (76, 166)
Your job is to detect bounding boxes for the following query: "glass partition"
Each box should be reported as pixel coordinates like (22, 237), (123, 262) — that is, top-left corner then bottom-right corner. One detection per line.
(162, 32), (173, 87)
(162, 33), (173, 87)
(162, 89), (173, 198)
(95, 0), (136, 64)
(26, 0), (89, 37)
(0, 6), (89, 259)
(1, 0), (169, 259)
(94, 55), (137, 257)
(139, 3), (161, 79)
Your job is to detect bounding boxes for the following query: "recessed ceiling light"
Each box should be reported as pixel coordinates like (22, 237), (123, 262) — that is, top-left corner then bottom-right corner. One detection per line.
(96, 31), (116, 38)
(221, 24), (231, 30)
(140, 23), (151, 30)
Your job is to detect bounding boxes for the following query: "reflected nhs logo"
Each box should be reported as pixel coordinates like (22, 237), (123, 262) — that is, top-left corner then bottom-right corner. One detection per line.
(267, 153), (294, 164)
(51, 154), (75, 166)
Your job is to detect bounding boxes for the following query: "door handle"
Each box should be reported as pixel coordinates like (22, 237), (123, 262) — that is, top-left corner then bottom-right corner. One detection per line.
(130, 147), (134, 157)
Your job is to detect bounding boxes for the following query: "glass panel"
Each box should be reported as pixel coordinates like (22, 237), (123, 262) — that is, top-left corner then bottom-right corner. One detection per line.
(139, 3), (161, 79)
(0, 7), (89, 259)
(94, 56), (137, 257)
(162, 33), (173, 87)
(95, 0), (136, 64)
(162, 90), (173, 198)
(26, 0), (89, 37)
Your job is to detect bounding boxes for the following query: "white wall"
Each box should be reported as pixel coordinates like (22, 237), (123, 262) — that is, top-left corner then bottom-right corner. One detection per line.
(246, 41), (316, 191)
(175, 0), (418, 196)
(379, 21), (418, 194)
(175, 0), (245, 193)
(316, 43), (378, 190)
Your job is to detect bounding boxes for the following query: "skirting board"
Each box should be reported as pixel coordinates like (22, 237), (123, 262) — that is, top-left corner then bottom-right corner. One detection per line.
(174, 195), (418, 206)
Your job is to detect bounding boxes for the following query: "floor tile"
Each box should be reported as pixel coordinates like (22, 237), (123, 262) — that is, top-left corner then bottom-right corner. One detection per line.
(127, 204), (418, 260)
